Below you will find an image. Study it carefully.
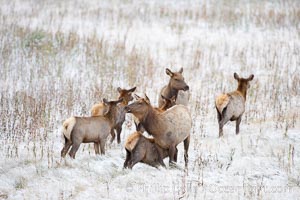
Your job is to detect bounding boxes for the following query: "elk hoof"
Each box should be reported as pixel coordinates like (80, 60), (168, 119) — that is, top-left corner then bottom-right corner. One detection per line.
(169, 161), (177, 168)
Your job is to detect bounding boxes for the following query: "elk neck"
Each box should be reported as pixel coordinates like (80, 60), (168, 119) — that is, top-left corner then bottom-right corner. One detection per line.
(165, 82), (178, 99)
(120, 98), (129, 106)
(140, 107), (164, 137)
(236, 83), (248, 100)
(104, 105), (117, 125)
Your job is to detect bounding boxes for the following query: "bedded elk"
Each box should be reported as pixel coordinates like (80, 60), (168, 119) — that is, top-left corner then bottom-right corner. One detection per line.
(91, 86), (136, 143)
(158, 68), (190, 107)
(61, 98), (122, 159)
(215, 73), (254, 137)
(123, 131), (178, 169)
(125, 94), (192, 166)
(135, 94), (176, 132)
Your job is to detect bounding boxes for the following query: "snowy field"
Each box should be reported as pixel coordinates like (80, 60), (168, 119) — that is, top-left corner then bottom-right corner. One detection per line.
(0, 0), (299, 199)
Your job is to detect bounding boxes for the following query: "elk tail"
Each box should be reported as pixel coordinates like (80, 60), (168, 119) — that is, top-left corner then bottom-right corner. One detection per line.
(125, 132), (141, 151)
(62, 117), (76, 140)
(215, 94), (230, 114)
(91, 103), (103, 116)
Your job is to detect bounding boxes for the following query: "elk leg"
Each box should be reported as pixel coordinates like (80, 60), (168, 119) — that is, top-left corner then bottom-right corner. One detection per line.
(217, 108), (223, 137)
(218, 116), (229, 137)
(69, 143), (80, 159)
(123, 149), (131, 168)
(100, 139), (106, 155)
(153, 145), (166, 168)
(116, 126), (122, 144)
(94, 142), (100, 154)
(184, 136), (190, 166)
(236, 116), (242, 135)
(157, 154), (166, 168)
(216, 107), (221, 121)
(61, 138), (72, 158)
(128, 149), (144, 169)
(128, 156), (142, 169)
(168, 144), (176, 165)
(174, 147), (178, 162)
(136, 123), (145, 133)
(110, 129), (116, 143)
(134, 121), (139, 131)
(218, 117), (225, 137)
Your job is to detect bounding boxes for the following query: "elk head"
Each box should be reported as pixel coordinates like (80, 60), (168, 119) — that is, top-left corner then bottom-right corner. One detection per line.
(166, 68), (189, 91)
(117, 86), (136, 105)
(124, 94), (151, 121)
(234, 72), (254, 99)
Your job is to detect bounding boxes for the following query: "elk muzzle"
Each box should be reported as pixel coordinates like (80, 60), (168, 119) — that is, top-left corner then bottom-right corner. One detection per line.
(124, 105), (131, 113)
(183, 85), (189, 91)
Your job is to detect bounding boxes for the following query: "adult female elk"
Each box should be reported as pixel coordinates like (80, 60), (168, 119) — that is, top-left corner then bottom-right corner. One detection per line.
(158, 68), (190, 107)
(125, 94), (192, 166)
(123, 131), (178, 169)
(134, 94), (176, 132)
(61, 98), (122, 159)
(91, 86), (136, 143)
(215, 73), (254, 137)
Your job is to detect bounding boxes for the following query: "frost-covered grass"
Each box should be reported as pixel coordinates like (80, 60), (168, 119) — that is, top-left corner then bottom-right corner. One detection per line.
(0, 0), (299, 199)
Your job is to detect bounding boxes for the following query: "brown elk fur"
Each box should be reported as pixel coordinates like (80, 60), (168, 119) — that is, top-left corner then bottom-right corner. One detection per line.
(125, 94), (191, 166)
(61, 98), (122, 159)
(158, 68), (190, 107)
(91, 86), (136, 143)
(135, 94), (176, 132)
(215, 94), (230, 114)
(125, 131), (141, 151)
(215, 73), (254, 137)
(124, 132), (178, 169)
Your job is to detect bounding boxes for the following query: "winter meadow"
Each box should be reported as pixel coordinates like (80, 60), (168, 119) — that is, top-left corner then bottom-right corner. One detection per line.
(0, 0), (299, 199)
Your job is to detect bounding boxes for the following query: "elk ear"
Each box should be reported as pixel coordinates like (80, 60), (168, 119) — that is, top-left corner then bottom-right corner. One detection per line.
(144, 94), (151, 105)
(170, 95), (176, 101)
(103, 98), (109, 104)
(117, 87), (122, 93)
(134, 94), (141, 100)
(234, 72), (240, 80)
(178, 67), (183, 74)
(128, 86), (136, 92)
(247, 74), (254, 81)
(116, 98), (123, 104)
(166, 68), (174, 77)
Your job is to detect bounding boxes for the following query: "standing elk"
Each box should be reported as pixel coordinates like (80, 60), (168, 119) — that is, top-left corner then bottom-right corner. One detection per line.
(61, 98), (122, 159)
(123, 131), (178, 169)
(134, 94), (176, 132)
(125, 94), (192, 167)
(215, 73), (254, 137)
(158, 68), (190, 107)
(91, 86), (136, 143)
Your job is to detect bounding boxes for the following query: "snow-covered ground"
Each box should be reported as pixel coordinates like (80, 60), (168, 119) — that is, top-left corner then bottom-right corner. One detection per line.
(0, 0), (299, 199)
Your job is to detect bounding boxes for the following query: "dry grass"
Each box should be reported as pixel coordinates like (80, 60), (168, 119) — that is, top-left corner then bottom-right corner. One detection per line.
(0, 0), (299, 199)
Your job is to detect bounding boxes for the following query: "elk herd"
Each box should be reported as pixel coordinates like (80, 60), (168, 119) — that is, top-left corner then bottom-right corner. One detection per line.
(61, 68), (254, 169)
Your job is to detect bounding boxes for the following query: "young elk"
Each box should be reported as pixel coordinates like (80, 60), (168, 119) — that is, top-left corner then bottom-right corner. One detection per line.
(61, 98), (122, 159)
(125, 94), (192, 166)
(91, 87), (136, 143)
(123, 132), (178, 169)
(134, 94), (176, 132)
(158, 68), (190, 107)
(215, 73), (254, 137)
